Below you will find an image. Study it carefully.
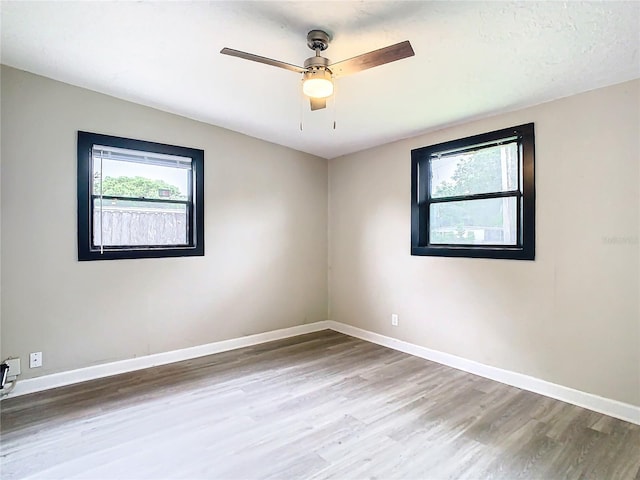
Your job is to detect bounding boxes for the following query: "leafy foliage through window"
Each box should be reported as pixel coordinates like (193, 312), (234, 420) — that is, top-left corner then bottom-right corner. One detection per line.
(78, 132), (204, 261)
(411, 124), (535, 260)
(94, 176), (186, 200)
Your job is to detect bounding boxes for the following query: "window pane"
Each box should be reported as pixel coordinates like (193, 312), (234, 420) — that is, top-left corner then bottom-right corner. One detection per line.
(431, 143), (518, 198)
(93, 199), (187, 247)
(430, 197), (518, 245)
(92, 148), (191, 200)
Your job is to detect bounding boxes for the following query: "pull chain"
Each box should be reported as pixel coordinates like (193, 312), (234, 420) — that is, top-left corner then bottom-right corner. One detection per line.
(332, 76), (337, 130)
(299, 79), (304, 131)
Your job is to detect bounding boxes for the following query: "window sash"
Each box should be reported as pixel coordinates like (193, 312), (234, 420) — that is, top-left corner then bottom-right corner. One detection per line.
(423, 136), (524, 248)
(90, 195), (192, 250)
(426, 194), (521, 247)
(90, 198), (193, 250)
(427, 140), (522, 202)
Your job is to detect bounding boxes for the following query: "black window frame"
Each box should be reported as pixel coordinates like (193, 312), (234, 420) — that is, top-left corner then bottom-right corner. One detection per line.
(77, 131), (205, 261)
(411, 123), (535, 260)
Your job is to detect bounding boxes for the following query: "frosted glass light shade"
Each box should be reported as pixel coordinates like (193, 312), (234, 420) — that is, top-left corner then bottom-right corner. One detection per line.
(302, 70), (334, 98)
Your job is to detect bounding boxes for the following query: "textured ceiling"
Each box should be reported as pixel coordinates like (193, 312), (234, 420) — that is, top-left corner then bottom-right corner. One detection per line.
(1, 1), (639, 159)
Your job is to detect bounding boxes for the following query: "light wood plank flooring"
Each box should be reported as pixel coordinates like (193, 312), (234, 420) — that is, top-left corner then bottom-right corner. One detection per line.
(1, 330), (639, 479)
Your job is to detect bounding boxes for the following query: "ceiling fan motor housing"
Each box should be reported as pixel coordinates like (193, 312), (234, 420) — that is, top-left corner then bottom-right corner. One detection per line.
(304, 55), (330, 70)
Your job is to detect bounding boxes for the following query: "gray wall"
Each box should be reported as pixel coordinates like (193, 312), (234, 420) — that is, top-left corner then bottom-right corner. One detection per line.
(329, 79), (640, 406)
(1, 66), (328, 379)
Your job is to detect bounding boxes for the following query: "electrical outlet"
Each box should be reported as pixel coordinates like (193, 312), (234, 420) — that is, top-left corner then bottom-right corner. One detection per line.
(391, 314), (399, 326)
(29, 352), (42, 369)
(5, 358), (21, 378)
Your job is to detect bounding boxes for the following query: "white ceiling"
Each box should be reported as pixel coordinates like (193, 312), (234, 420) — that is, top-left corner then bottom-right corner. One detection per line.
(2, 1), (639, 159)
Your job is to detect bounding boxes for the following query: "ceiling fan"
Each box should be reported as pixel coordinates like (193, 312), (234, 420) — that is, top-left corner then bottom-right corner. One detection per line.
(221, 30), (415, 111)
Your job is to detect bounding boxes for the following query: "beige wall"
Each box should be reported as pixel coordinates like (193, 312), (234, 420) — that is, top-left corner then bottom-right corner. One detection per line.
(1, 66), (328, 380)
(329, 80), (640, 406)
(2, 64), (638, 408)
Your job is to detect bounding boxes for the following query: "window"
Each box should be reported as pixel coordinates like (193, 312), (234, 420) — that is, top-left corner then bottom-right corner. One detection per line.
(411, 123), (535, 260)
(77, 131), (204, 261)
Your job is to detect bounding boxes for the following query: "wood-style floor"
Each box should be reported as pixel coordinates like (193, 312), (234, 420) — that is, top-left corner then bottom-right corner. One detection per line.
(1, 330), (639, 479)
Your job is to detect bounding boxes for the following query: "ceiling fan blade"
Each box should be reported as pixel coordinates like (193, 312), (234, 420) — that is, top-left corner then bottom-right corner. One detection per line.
(329, 40), (414, 76)
(220, 48), (306, 74)
(310, 97), (327, 111)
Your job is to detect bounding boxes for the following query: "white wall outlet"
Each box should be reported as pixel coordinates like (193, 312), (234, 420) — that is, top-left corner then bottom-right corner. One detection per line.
(391, 314), (399, 326)
(5, 358), (21, 378)
(29, 352), (43, 368)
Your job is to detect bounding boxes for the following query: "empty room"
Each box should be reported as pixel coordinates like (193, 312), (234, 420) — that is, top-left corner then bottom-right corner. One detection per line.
(1, 1), (639, 479)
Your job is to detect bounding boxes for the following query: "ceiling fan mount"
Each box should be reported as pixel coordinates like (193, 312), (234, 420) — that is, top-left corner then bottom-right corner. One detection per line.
(306, 29), (330, 52)
(221, 29), (414, 111)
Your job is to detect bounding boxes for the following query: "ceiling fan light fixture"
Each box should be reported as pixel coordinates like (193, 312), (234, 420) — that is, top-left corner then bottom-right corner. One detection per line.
(221, 30), (415, 111)
(302, 69), (333, 99)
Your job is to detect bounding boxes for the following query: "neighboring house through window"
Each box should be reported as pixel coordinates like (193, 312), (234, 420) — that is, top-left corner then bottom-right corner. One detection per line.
(77, 131), (204, 260)
(411, 123), (535, 260)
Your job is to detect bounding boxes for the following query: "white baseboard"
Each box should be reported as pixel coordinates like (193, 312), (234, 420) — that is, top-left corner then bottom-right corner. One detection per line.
(3, 321), (331, 399)
(5, 319), (639, 426)
(326, 321), (640, 426)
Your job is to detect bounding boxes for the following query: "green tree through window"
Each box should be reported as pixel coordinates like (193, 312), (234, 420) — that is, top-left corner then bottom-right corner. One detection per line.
(93, 175), (186, 200)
